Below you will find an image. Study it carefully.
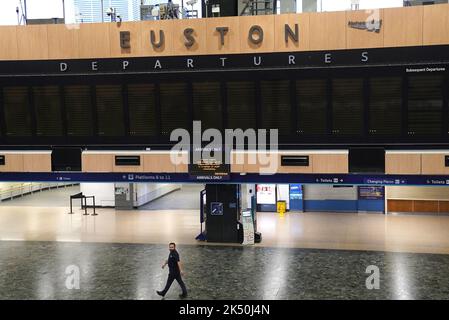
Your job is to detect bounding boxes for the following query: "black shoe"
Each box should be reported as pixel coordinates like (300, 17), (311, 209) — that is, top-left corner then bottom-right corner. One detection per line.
(157, 291), (165, 297)
(179, 293), (187, 298)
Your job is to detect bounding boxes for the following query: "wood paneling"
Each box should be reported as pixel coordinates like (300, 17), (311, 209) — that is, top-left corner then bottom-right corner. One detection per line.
(1, 5), (449, 60)
(23, 154), (51, 172)
(346, 9), (384, 49)
(0, 154), (24, 172)
(239, 15), (275, 53)
(206, 17), (240, 54)
(82, 154), (113, 172)
(423, 4), (449, 45)
(388, 199), (413, 213)
(140, 20), (174, 56)
(414, 200), (439, 213)
(172, 19), (207, 55)
(47, 24), (80, 59)
(16, 25), (49, 60)
(312, 154), (348, 174)
(0, 26), (18, 60)
(385, 154), (421, 175)
(143, 154), (176, 173)
(230, 152), (245, 173)
(421, 154), (449, 175)
(384, 6), (423, 47)
(274, 13), (310, 52)
(78, 23), (111, 58)
(109, 22), (142, 58)
(439, 201), (449, 213)
(309, 11), (346, 51)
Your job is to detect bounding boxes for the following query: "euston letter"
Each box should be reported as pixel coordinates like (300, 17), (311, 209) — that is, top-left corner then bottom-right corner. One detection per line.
(184, 28), (195, 48)
(285, 24), (299, 43)
(150, 30), (165, 49)
(119, 31), (130, 49)
(248, 25), (264, 45)
(215, 27), (229, 46)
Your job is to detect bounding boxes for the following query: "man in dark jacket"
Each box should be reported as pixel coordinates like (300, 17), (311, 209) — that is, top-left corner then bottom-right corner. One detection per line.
(157, 242), (188, 298)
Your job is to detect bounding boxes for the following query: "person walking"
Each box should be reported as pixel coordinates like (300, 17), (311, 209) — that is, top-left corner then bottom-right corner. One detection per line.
(157, 242), (188, 298)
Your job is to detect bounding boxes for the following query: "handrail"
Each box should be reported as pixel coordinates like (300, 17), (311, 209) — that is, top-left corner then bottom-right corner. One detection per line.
(0, 182), (77, 201)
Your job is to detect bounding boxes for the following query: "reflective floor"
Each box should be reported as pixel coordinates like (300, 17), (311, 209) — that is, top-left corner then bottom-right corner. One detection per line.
(0, 241), (448, 300)
(2, 206), (449, 254)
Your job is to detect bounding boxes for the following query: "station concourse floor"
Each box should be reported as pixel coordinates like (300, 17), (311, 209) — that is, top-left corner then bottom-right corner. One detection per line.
(1, 186), (449, 299)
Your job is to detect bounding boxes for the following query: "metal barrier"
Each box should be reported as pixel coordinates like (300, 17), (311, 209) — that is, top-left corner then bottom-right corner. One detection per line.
(69, 192), (97, 216)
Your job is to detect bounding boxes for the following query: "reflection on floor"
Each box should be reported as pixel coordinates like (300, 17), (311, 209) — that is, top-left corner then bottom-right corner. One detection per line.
(140, 184), (204, 210)
(1, 241), (448, 300)
(2, 206), (449, 254)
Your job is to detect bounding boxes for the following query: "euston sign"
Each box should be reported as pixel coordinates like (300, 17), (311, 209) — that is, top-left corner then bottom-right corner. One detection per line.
(119, 24), (300, 50)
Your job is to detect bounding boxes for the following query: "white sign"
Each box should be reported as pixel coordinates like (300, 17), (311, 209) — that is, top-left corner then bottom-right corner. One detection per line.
(256, 184), (276, 204)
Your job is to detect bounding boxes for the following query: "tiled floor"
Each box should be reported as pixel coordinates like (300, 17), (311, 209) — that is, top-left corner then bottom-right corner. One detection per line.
(1, 241), (448, 300)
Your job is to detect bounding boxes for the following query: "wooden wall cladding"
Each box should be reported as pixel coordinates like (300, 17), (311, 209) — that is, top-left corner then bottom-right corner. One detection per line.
(0, 26), (18, 60)
(229, 151), (348, 174)
(312, 154), (348, 174)
(385, 153), (422, 175)
(387, 199), (414, 213)
(140, 20), (175, 56)
(2, 4), (449, 60)
(0, 153), (51, 172)
(109, 22), (143, 58)
(384, 6), (423, 47)
(82, 154), (113, 172)
(206, 17), (241, 54)
(23, 154), (52, 172)
(274, 13), (310, 52)
(387, 199), (449, 214)
(0, 154), (24, 172)
(423, 4), (449, 45)
(239, 14), (275, 53)
(16, 25), (49, 60)
(421, 154), (449, 175)
(309, 11), (346, 51)
(78, 23), (111, 59)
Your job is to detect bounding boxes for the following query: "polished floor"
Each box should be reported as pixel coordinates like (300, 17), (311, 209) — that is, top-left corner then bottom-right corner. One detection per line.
(2, 205), (449, 254)
(0, 241), (448, 300)
(140, 184), (203, 210)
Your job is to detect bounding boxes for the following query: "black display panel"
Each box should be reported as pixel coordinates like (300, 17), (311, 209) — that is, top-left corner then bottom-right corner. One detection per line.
(408, 75), (444, 136)
(3, 86), (32, 136)
(369, 77), (402, 136)
(260, 80), (291, 135)
(33, 86), (63, 137)
(159, 82), (189, 136)
(296, 79), (327, 135)
(64, 85), (94, 136)
(332, 78), (364, 135)
(96, 85), (125, 136)
(128, 84), (157, 136)
(226, 81), (256, 131)
(51, 147), (82, 171)
(349, 148), (385, 173)
(192, 82), (222, 131)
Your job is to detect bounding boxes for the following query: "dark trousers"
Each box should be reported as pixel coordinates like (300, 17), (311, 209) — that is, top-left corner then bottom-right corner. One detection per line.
(161, 273), (187, 295)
